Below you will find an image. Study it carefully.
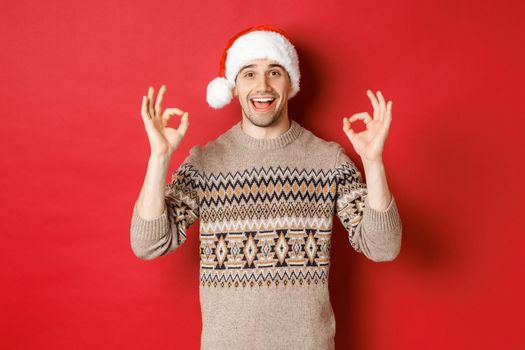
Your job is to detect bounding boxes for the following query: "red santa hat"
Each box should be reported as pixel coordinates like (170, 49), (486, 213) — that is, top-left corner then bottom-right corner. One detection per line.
(206, 24), (301, 109)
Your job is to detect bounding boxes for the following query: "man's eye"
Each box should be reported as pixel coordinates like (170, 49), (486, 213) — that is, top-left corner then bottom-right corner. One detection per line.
(270, 70), (281, 76)
(245, 72), (254, 78)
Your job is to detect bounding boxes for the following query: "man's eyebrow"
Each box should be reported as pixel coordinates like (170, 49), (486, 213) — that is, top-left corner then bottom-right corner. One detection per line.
(268, 63), (285, 70)
(239, 63), (286, 73)
(239, 64), (256, 73)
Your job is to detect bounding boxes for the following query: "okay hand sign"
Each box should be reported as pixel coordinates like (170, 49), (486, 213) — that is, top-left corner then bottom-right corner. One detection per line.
(343, 90), (393, 162)
(140, 85), (190, 159)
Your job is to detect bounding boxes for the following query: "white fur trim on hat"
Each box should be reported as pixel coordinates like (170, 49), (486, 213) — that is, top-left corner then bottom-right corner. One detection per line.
(206, 30), (300, 109)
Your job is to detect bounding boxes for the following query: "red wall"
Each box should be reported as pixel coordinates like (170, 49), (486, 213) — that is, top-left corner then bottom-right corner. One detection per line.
(2, 0), (524, 349)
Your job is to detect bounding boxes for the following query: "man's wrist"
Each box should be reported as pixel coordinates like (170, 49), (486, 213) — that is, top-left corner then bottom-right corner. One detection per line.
(149, 154), (171, 166)
(362, 157), (384, 170)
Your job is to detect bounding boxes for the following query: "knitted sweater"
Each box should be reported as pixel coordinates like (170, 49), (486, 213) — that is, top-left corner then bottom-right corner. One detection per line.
(130, 119), (402, 350)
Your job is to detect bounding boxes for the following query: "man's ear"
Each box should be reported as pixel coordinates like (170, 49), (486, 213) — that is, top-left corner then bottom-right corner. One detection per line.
(233, 85), (238, 97)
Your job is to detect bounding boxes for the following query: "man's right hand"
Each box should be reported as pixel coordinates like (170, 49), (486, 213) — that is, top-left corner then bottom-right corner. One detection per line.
(141, 85), (189, 159)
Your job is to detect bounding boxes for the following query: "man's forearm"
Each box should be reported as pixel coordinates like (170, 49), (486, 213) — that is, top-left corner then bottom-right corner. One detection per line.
(362, 158), (392, 211)
(136, 155), (171, 219)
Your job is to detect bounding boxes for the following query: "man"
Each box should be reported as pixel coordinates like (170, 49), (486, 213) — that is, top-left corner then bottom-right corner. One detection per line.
(130, 24), (402, 350)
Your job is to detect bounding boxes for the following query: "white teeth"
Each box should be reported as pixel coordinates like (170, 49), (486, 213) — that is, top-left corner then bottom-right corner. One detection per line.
(251, 97), (274, 102)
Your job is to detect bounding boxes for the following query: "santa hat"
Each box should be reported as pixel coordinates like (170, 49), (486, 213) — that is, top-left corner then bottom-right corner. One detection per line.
(206, 24), (301, 109)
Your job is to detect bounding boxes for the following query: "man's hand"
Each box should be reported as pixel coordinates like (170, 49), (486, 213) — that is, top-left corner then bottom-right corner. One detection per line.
(141, 85), (190, 159)
(342, 90), (393, 162)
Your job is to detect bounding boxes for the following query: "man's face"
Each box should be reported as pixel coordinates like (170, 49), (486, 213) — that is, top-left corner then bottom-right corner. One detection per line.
(233, 59), (292, 127)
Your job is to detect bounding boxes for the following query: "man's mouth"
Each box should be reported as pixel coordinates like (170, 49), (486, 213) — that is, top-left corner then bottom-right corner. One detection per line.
(250, 96), (276, 112)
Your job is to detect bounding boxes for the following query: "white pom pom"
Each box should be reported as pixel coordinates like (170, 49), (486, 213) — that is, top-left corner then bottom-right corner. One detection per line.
(206, 77), (234, 109)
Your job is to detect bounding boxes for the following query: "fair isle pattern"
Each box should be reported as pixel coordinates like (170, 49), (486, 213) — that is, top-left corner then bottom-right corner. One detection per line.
(196, 163), (363, 288)
(164, 162), (202, 246)
(334, 158), (368, 253)
(200, 228), (331, 288)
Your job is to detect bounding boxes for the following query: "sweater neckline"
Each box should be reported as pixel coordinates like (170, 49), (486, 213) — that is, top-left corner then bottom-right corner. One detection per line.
(229, 119), (303, 150)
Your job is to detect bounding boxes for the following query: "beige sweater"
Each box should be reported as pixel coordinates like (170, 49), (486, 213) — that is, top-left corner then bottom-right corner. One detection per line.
(130, 119), (402, 350)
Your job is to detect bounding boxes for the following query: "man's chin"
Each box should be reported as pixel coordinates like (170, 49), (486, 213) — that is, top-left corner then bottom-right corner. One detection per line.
(245, 113), (280, 127)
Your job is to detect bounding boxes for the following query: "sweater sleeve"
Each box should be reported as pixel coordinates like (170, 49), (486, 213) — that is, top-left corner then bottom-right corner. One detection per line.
(130, 149), (202, 260)
(334, 147), (402, 262)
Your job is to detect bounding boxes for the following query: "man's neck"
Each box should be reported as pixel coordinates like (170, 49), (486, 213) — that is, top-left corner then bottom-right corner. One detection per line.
(240, 117), (291, 139)
(240, 112), (291, 139)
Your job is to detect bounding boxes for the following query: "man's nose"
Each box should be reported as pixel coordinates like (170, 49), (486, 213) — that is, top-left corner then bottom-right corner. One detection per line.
(255, 74), (271, 91)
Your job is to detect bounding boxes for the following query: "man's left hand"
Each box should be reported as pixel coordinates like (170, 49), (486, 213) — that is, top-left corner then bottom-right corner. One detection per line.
(342, 90), (393, 162)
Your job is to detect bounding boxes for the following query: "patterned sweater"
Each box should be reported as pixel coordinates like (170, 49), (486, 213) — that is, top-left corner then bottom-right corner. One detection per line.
(130, 119), (402, 350)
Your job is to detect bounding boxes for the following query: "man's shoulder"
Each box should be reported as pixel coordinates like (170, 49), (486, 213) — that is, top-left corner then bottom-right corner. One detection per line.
(185, 124), (235, 163)
(298, 124), (344, 155)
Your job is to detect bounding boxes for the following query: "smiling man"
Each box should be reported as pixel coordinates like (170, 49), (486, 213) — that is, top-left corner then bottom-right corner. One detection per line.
(130, 24), (402, 350)
(234, 60), (290, 127)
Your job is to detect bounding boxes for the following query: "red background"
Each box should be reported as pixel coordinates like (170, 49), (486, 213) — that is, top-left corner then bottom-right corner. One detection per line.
(2, 0), (524, 349)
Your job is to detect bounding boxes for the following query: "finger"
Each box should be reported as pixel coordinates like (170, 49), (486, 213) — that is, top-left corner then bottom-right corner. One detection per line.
(343, 117), (356, 141)
(376, 90), (386, 119)
(367, 89), (380, 119)
(147, 86), (155, 118)
(349, 112), (373, 124)
(141, 96), (152, 124)
(177, 112), (190, 137)
(384, 100), (393, 129)
(155, 85), (167, 118)
(161, 107), (185, 125)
